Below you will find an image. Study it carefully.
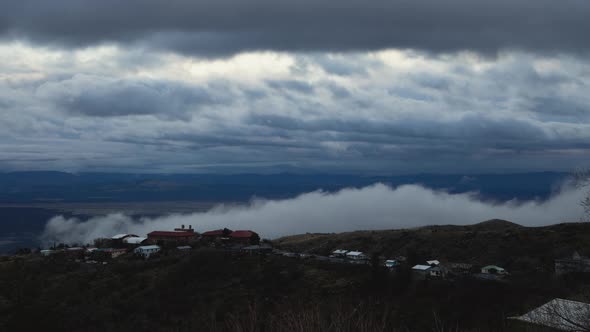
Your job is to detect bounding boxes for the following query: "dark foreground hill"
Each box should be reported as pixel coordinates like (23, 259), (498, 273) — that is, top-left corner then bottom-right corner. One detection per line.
(2, 247), (588, 332)
(2, 221), (590, 331)
(274, 220), (590, 274)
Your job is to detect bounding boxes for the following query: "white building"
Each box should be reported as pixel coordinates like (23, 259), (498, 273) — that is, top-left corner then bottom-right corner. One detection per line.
(332, 249), (348, 257)
(134, 245), (161, 258)
(426, 260), (440, 266)
(412, 264), (432, 280)
(412, 264), (431, 271)
(346, 251), (367, 260)
(385, 259), (399, 268)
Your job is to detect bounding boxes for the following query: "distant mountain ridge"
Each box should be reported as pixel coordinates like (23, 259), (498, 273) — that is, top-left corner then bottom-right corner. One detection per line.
(470, 219), (524, 231)
(0, 171), (568, 203)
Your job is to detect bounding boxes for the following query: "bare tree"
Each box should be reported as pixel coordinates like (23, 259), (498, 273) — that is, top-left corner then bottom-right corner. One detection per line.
(572, 168), (590, 221)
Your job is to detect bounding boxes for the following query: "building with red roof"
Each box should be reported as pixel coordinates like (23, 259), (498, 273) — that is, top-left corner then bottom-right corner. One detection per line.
(229, 230), (260, 245)
(147, 226), (198, 246)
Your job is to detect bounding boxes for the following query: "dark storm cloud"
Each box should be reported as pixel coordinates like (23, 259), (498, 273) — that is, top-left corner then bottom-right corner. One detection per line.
(266, 80), (314, 95)
(531, 97), (590, 122)
(36, 75), (228, 118)
(1, 0), (589, 55)
(245, 112), (550, 148)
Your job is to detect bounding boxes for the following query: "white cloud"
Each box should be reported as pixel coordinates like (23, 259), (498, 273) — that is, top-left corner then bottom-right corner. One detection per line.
(41, 182), (587, 245)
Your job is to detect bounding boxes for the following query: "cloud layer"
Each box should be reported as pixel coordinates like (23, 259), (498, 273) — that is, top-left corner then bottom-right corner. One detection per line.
(41, 183), (588, 245)
(1, 3), (590, 173)
(1, 44), (590, 173)
(2, 0), (590, 55)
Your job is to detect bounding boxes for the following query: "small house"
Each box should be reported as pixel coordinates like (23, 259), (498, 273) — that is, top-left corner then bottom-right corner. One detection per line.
(134, 245), (161, 258)
(412, 264), (432, 280)
(331, 249), (348, 258)
(426, 260), (440, 266)
(428, 265), (448, 279)
(385, 259), (399, 269)
(346, 251), (367, 261)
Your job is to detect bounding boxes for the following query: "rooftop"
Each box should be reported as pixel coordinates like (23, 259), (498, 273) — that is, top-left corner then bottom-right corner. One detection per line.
(136, 245), (161, 250)
(124, 237), (147, 244)
(148, 231), (196, 237)
(202, 229), (228, 236)
(112, 234), (137, 240)
(412, 265), (432, 271)
(509, 298), (590, 330)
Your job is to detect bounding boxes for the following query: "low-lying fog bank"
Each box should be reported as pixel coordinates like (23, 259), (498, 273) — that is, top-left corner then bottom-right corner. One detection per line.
(41, 182), (588, 245)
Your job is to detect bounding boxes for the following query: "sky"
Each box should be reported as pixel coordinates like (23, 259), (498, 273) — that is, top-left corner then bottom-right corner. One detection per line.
(2, 0), (590, 174)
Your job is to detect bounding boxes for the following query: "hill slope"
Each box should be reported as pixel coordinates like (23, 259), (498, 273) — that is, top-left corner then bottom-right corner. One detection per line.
(274, 221), (590, 273)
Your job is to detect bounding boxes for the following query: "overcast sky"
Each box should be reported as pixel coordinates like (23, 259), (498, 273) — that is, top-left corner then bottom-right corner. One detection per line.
(1, 0), (590, 174)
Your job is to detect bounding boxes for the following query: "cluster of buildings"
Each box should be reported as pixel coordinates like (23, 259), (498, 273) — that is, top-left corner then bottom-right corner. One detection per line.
(40, 225), (261, 260)
(327, 248), (508, 281)
(410, 260), (508, 281)
(330, 249), (369, 262)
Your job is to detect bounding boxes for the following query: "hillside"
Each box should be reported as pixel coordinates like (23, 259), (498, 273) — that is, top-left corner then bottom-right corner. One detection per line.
(274, 221), (590, 274)
(1, 246), (586, 332)
(2, 222), (590, 331)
